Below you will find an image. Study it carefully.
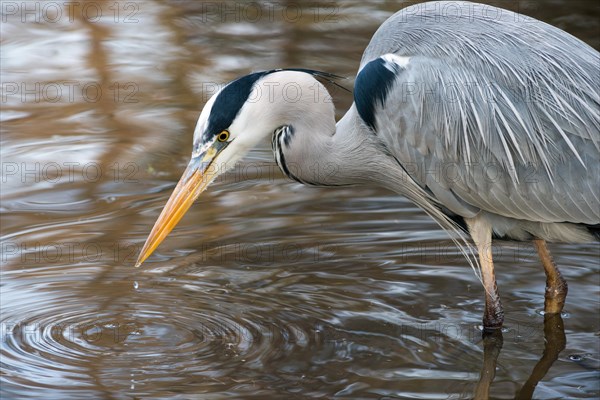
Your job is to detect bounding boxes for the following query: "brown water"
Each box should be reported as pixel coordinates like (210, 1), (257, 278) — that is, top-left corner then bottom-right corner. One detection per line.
(1, 1), (599, 398)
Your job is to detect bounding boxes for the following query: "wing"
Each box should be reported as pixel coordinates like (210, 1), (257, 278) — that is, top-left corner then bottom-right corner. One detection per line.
(355, 2), (600, 224)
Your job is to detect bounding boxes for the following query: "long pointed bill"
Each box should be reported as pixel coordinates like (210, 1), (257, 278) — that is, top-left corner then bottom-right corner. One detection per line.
(135, 143), (224, 267)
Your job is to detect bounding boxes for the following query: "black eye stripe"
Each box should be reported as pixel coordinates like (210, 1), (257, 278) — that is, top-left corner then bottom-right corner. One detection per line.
(202, 68), (347, 143)
(203, 72), (267, 143)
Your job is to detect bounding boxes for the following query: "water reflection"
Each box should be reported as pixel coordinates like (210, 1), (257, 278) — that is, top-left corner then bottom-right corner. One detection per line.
(516, 313), (567, 399)
(473, 313), (568, 399)
(1, 0), (599, 398)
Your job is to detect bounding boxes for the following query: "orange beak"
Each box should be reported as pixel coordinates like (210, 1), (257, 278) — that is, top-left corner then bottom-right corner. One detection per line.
(135, 149), (222, 268)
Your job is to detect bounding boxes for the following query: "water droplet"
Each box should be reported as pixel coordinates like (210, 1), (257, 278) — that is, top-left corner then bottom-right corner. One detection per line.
(536, 310), (570, 318)
(133, 281), (139, 289)
(475, 325), (508, 333)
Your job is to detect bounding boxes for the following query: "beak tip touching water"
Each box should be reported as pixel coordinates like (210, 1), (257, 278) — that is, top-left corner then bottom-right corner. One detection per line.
(134, 256), (145, 268)
(134, 153), (222, 268)
(134, 238), (156, 268)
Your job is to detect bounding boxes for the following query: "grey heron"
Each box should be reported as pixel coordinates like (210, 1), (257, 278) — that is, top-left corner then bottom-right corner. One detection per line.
(136, 1), (600, 330)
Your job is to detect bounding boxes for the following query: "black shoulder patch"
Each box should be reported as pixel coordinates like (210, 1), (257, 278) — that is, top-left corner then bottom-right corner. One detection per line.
(204, 71), (268, 141)
(354, 57), (401, 132)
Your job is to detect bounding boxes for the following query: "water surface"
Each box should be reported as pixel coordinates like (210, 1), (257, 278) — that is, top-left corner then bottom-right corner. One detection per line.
(1, 0), (599, 398)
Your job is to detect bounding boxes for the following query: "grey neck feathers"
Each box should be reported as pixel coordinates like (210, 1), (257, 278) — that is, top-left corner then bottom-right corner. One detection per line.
(272, 106), (383, 187)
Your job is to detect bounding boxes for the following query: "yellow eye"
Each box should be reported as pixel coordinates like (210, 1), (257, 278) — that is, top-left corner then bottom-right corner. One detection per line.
(217, 130), (230, 142)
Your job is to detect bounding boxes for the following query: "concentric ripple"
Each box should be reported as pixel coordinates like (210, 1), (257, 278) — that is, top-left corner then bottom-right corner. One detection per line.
(0, 262), (358, 397)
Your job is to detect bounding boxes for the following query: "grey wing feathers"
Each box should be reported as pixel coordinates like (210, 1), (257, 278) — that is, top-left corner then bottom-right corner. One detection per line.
(360, 2), (600, 224)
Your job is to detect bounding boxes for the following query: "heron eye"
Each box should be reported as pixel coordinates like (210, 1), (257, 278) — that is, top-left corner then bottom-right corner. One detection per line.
(217, 130), (230, 142)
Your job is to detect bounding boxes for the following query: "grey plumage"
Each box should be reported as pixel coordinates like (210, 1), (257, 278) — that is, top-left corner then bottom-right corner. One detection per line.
(343, 1), (600, 243)
(136, 1), (600, 328)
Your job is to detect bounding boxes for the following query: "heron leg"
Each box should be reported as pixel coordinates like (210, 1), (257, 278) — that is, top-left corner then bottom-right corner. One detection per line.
(533, 239), (567, 314)
(466, 216), (504, 330)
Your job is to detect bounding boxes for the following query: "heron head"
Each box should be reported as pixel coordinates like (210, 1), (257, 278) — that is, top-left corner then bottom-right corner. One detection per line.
(135, 70), (336, 267)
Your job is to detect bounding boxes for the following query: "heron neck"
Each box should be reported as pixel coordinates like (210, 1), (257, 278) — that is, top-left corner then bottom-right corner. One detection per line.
(277, 105), (390, 187)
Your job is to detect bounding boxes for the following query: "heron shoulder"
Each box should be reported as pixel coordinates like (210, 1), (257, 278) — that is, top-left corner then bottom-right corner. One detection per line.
(357, 48), (599, 217)
(354, 12), (600, 179)
(354, 54), (411, 132)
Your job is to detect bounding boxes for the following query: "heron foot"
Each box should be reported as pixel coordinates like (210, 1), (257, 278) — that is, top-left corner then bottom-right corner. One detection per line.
(483, 302), (504, 331)
(544, 279), (568, 315)
(534, 239), (568, 315)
